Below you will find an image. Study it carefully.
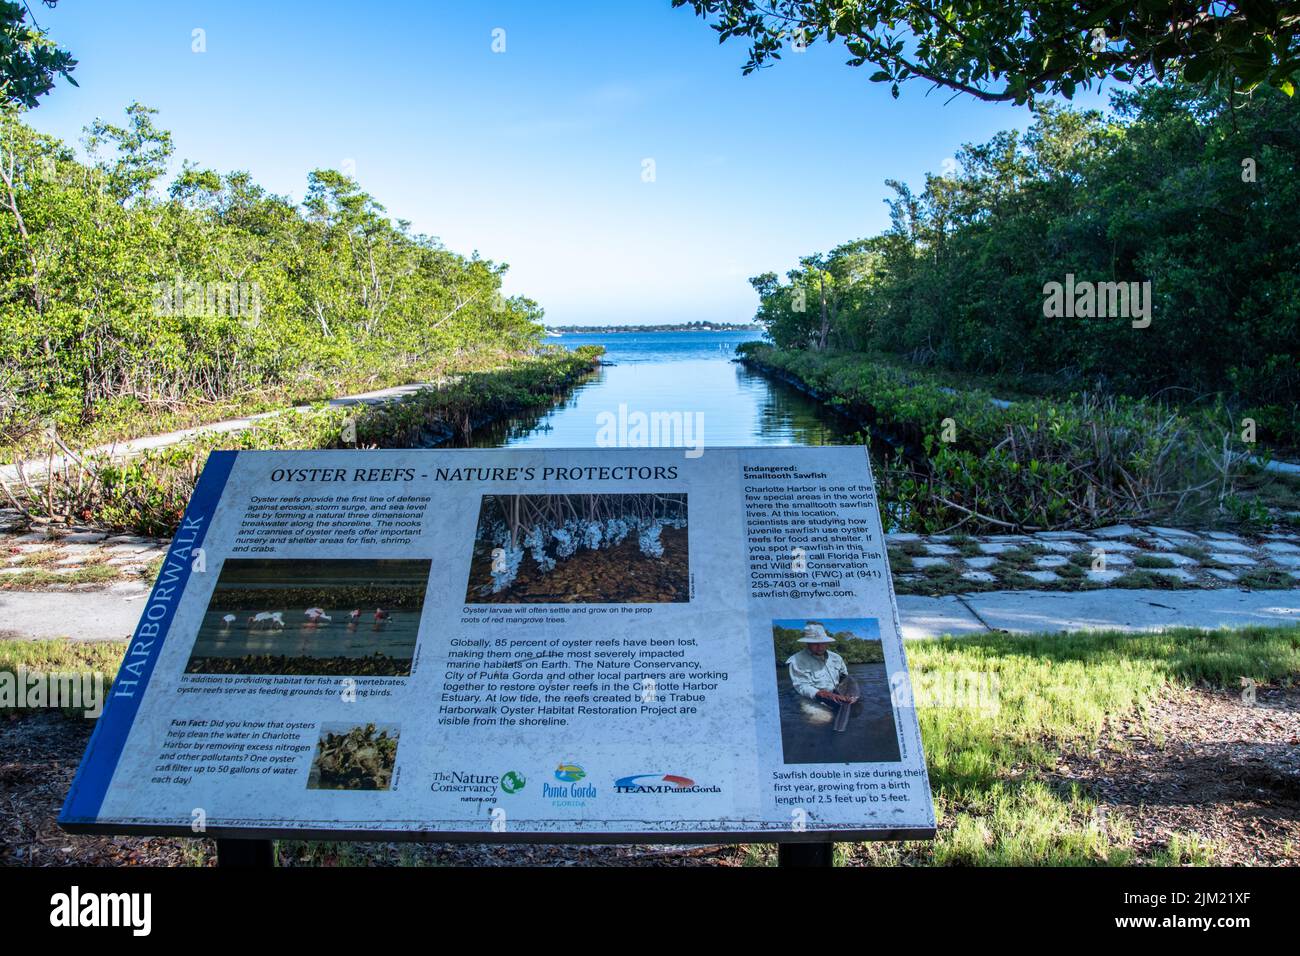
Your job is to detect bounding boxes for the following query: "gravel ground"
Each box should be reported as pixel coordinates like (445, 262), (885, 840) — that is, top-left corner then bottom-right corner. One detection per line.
(6, 684), (1296, 867)
(1050, 684), (1300, 865)
(0, 711), (753, 867)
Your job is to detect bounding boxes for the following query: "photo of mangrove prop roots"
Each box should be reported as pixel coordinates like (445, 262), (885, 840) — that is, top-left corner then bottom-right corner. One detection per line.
(186, 558), (430, 676)
(465, 493), (689, 604)
(774, 619), (901, 765)
(306, 723), (400, 791)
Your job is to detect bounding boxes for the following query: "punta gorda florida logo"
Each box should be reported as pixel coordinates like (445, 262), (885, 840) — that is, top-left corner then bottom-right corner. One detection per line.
(545, 761), (596, 807)
(614, 773), (721, 794)
(554, 762), (585, 783)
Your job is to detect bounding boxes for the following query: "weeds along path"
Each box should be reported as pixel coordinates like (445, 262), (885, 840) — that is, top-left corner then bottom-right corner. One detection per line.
(737, 345), (1300, 535)
(0, 380), (443, 484)
(0, 349), (601, 537)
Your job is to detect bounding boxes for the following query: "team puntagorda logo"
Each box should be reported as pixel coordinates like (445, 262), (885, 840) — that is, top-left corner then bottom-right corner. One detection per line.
(613, 773), (721, 794)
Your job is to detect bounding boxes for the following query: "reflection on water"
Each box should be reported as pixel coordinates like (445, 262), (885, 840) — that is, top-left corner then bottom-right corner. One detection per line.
(465, 331), (860, 451)
(776, 662), (901, 764)
(192, 610), (418, 661)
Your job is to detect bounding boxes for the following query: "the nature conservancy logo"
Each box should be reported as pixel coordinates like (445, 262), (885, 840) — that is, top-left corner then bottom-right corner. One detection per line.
(430, 770), (500, 800)
(430, 769), (526, 800)
(545, 762), (596, 807)
(49, 886), (151, 936)
(614, 773), (721, 795)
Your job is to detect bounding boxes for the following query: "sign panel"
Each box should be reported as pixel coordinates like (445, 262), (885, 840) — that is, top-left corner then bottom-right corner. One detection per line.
(61, 446), (935, 842)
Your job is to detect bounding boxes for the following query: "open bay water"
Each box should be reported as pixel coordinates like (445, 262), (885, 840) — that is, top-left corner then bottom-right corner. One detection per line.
(468, 329), (860, 449)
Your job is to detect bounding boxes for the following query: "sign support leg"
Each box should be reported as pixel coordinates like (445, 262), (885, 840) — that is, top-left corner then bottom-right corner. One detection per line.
(778, 841), (835, 867)
(216, 838), (275, 867)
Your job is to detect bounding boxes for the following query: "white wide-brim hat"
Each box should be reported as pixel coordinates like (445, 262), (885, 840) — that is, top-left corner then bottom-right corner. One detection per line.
(797, 622), (834, 643)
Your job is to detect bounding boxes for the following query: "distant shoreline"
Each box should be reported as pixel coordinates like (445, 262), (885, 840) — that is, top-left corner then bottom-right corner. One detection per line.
(545, 324), (762, 335)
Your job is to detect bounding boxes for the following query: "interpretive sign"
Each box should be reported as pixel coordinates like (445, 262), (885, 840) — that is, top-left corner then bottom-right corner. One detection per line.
(60, 446), (935, 842)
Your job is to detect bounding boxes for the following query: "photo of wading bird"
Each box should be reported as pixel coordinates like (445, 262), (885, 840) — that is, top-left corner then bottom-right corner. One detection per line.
(303, 607), (332, 628)
(246, 611), (285, 631)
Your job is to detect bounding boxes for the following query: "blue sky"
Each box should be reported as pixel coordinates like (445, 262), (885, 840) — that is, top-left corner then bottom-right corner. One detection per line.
(28, 1), (1113, 325)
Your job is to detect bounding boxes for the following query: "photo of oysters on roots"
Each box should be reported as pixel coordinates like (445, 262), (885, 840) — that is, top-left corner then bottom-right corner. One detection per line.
(307, 723), (400, 791)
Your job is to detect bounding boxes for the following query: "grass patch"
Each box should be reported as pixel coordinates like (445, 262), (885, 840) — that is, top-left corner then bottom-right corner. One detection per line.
(993, 568), (1036, 590)
(1237, 568), (1296, 590)
(9, 626), (1300, 865)
(1112, 570), (1189, 589)
(0, 639), (124, 716)
(1133, 554), (1176, 569)
(14, 548), (61, 567)
(848, 624), (1300, 865)
(0, 563), (123, 589)
(995, 548), (1038, 568)
(887, 547), (915, 573)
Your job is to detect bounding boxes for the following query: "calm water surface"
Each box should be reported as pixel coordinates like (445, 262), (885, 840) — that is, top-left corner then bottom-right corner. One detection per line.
(469, 330), (860, 449)
(776, 662), (902, 764)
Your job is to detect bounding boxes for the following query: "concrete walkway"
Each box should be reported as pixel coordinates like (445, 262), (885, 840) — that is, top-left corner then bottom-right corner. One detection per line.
(896, 588), (1300, 639)
(0, 380), (444, 482)
(889, 524), (1300, 590)
(3, 584), (1297, 644)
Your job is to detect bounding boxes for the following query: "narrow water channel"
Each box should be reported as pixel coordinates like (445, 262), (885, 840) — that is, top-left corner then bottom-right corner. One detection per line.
(467, 330), (862, 450)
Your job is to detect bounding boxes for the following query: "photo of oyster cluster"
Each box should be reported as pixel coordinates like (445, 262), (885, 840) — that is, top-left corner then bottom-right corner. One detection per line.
(465, 493), (689, 603)
(306, 723), (400, 792)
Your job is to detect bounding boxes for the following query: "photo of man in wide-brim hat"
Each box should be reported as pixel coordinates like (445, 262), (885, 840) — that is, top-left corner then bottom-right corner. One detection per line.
(787, 622), (854, 719)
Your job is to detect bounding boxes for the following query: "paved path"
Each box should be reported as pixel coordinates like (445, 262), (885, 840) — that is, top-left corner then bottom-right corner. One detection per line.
(0, 380), (444, 482)
(889, 524), (1300, 590)
(4, 584), (1296, 644)
(896, 588), (1300, 639)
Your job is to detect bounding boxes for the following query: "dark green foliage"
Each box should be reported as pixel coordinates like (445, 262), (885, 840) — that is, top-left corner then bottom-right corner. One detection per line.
(740, 344), (1240, 532)
(674, 1), (1300, 103)
(742, 83), (1299, 448)
(772, 623), (885, 663)
(0, 2), (76, 110)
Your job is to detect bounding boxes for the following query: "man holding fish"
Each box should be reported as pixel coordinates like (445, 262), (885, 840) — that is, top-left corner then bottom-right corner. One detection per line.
(787, 622), (861, 731)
